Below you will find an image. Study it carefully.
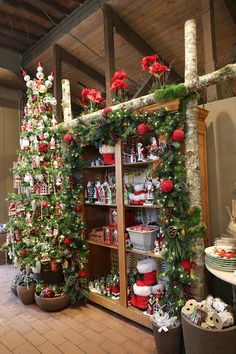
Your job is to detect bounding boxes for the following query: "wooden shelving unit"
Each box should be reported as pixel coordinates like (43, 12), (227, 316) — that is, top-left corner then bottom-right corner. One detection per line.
(83, 101), (209, 328)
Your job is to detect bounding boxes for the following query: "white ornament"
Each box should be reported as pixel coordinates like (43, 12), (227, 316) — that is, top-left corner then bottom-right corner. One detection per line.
(37, 174), (44, 182)
(31, 199), (37, 212)
(24, 75), (30, 82)
(24, 173), (31, 184)
(37, 66), (43, 73)
(42, 114), (48, 122)
(26, 80), (34, 88)
(48, 74), (54, 81)
(25, 186), (31, 198)
(36, 72), (44, 79)
(38, 84), (47, 93)
(22, 137), (30, 149)
(35, 155), (40, 167)
(44, 132), (49, 139)
(45, 80), (52, 88)
(32, 260), (41, 274)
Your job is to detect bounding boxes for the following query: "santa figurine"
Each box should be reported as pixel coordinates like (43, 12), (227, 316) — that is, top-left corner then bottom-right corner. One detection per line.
(131, 258), (157, 310)
(137, 142), (145, 162)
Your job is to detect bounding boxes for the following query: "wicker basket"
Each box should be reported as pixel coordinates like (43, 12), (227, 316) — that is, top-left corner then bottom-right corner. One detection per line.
(35, 293), (69, 312)
(181, 314), (236, 354)
(152, 322), (183, 354)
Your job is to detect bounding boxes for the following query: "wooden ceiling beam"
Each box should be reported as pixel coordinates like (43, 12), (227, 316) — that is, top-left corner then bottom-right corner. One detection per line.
(0, 13), (47, 36)
(22, 0), (109, 66)
(0, 77), (25, 90)
(31, 0), (71, 17)
(0, 0), (59, 27)
(0, 33), (28, 52)
(0, 23), (39, 43)
(109, 5), (182, 83)
(224, 0), (236, 25)
(59, 46), (105, 87)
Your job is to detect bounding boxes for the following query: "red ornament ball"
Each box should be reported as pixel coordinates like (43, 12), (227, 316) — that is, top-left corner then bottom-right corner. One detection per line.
(137, 123), (148, 136)
(20, 249), (27, 257)
(102, 107), (112, 117)
(160, 179), (174, 193)
(75, 205), (82, 213)
(64, 237), (72, 246)
(172, 129), (184, 142)
(41, 201), (48, 208)
(79, 270), (87, 278)
(63, 133), (73, 143)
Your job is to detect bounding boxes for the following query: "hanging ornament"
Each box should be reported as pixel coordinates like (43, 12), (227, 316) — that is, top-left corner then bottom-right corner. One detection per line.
(180, 260), (192, 271)
(48, 72), (54, 82)
(35, 156), (40, 167)
(51, 115), (57, 126)
(36, 72), (44, 80)
(24, 173), (31, 184)
(32, 260), (41, 274)
(64, 237), (72, 246)
(96, 115), (107, 126)
(167, 225), (178, 238)
(102, 107), (112, 117)
(137, 123), (148, 136)
(41, 201), (48, 208)
(26, 80), (34, 88)
(37, 62), (43, 72)
(160, 179), (174, 193)
(172, 129), (184, 142)
(21, 137), (30, 149)
(38, 84), (47, 94)
(20, 249), (27, 257)
(45, 80), (53, 88)
(63, 133), (73, 143)
(75, 205), (82, 213)
(31, 199), (37, 212)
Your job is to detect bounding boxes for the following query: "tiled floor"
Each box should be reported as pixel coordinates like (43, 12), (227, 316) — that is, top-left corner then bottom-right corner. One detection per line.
(0, 265), (156, 353)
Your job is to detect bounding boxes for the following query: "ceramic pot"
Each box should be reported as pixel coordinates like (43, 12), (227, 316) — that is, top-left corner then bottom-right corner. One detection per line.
(35, 293), (69, 312)
(17, 283), (35, 305)
(10, 283), (18, 296)
(152, 322), (183, 354)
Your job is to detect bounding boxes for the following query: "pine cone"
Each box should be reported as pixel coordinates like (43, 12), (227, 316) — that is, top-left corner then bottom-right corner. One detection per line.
(67, 277), (76, 286)
(167, 226), (178, 238)
(96, 115), (107, 126)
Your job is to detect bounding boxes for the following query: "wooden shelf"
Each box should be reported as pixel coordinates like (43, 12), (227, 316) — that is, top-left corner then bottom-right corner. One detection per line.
(123, 161), (153, 167)
(126, 247), (163, 260)
(83, 164), (115, 169)
(87, 240), (118, 250)
(88, 292), (152, 329)
(84, 202), (117, 207)
(125, 204), (160, 209)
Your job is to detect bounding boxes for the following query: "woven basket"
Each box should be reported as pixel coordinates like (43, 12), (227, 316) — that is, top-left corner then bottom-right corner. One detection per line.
(35, 293), (69, 312)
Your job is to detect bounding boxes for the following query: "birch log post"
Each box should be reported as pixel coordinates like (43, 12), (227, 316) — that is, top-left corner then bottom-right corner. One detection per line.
(61, 79), (72, 122)
(185, 19), (204, 300)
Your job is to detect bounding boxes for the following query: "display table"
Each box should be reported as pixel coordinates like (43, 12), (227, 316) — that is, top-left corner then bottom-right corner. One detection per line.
(206, 264), (236, 314)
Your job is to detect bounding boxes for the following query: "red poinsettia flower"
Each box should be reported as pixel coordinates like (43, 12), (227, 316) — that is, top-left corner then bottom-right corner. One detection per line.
(81, 88), (104, 104)
(112, 71), (128, 82)
(141, 55), (159, 71)
(180, 260), (192, 271)
(110, 79), (128, 91)
(149, 61), (170, 76)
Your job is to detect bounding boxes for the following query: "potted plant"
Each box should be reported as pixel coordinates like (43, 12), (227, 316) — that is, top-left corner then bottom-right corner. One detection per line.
(17, 274), (36, 305)
(35, 283), (69, 312)
(10, 272), (24, 295)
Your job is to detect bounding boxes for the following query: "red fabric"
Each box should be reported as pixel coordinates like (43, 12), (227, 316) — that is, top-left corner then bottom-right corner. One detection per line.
(136, 270), (157, 286)
(131, 295), (149, 310)
(102, 153), (115, 165)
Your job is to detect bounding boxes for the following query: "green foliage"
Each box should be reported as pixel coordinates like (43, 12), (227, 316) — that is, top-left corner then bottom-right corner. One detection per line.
(154, 83), (188, 102)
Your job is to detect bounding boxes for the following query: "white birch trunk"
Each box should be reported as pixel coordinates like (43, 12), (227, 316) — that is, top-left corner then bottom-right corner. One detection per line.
(61, 79), (72, 122)
(185, 19), (204, 301)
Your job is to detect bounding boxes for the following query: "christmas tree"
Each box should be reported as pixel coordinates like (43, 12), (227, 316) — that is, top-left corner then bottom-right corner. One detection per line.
(5, 63), (88, 304)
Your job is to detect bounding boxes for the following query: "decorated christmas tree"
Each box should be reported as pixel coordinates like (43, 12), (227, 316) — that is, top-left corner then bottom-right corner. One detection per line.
(5, 63), (88, 305)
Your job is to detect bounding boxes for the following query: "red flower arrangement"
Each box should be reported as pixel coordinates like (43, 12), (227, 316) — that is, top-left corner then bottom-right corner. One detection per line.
(81, 88), (104, 112)
(110, 71), (128, 102)
(141, 54), (170, 89)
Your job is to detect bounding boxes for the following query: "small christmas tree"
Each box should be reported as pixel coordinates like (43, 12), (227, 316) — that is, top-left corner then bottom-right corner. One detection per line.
(5, 63), (88, 304)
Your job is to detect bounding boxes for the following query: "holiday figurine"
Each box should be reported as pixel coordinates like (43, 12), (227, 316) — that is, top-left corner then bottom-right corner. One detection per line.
(137, 142), (145, 162)
(149, 136), (159, 160)
(144, 179), (155, 205)
(145, 295), (157, 316)
(111, 275), (120, 300)
(130, 143), (137, 163)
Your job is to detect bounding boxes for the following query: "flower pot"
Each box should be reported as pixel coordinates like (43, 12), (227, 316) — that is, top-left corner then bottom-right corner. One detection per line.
(181, 314), (236, 354)
(152, 322), (183, 354)
(35, 293), (69, 312)
(10, 283), (18, 296)
(17, 284), (35, 305)
(126, 227), (158, 251)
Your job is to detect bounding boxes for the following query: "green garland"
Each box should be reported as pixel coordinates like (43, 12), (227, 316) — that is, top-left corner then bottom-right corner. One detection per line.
(64, 96), (205, 315)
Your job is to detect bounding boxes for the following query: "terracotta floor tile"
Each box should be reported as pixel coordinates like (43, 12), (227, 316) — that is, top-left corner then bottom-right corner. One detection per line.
(103, 316), (125, 331)
(82, 328), (106, 344)
(121, 339), (150, 354)
(79, 340), (107, 354)
(0, 330), (27, 351)
(0, 344), (11, 354)
(101, 339), (129, 354)
(119, 325), (147, 343)
(83, 318), (107, 333)
(9, 318), (32, 334)
(102, 328), (127, 344)
(141, 336), (157, 351)
(37, 341), (62, 354)
(47, 318), (70, 333)
(12, 342), (40, 354)
(24, 329), (47, 347)
(0, 325), (11, 336)
(43, 329), (66, 347)
(61, 328), (85, 346)
(63, 318), (87, 333)
(31, 319), (51, 334)
(58, 340), (84, 354)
